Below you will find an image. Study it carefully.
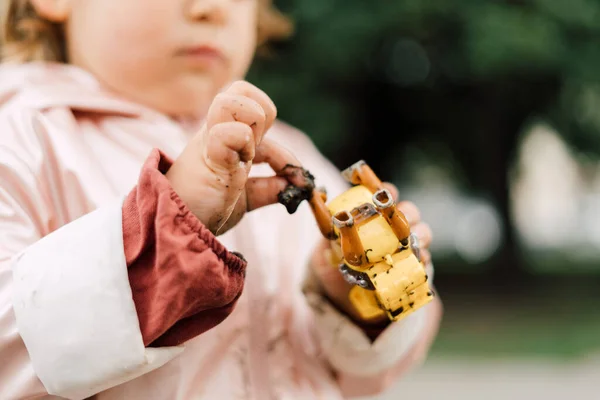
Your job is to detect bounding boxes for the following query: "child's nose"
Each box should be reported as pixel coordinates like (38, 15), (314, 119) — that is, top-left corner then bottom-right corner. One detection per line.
(186, 0), (229, 25)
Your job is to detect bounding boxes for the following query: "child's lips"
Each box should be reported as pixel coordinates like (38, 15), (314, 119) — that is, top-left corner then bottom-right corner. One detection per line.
(177, 45), (227, 67)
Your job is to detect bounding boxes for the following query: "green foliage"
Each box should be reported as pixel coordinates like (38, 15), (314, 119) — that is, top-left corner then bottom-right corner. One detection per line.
(248, 0), (600, 156)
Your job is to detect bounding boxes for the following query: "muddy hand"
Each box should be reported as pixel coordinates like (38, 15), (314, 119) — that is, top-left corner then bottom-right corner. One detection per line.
(166, 81), (303, 236)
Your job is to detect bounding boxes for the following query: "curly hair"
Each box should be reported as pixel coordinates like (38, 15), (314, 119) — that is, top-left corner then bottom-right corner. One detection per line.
(1, 0), (293, 63)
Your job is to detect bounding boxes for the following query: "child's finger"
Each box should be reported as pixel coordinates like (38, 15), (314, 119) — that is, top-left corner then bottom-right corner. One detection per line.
(206, 93), (266, 145)
(419, 249), (432, 266)
(204, 122), (255, 172)
(245, 176), (289, 211)
(397, 200), (421, 226)
(412, 222), (433, 249)
(253, 138), (299, 171)
(225, 81), (277, 144)
(382, 182), (399, 201)
(254, 138), (311, 188)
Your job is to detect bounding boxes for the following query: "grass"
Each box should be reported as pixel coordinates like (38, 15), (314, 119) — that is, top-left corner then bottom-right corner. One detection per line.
(426, 275), (600, 360)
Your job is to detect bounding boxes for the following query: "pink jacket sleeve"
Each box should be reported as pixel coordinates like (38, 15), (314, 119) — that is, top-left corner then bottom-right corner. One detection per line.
(0, 110), (245, 399)
(336, 295), (443, 397)
(303, 264), (442, 398)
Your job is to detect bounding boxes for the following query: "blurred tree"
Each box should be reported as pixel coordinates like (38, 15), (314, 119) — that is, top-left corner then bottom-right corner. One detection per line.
(248, 0), (600, 279)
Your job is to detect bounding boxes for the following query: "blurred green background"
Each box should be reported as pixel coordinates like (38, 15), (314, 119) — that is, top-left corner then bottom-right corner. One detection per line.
(249, 1), (600, 398)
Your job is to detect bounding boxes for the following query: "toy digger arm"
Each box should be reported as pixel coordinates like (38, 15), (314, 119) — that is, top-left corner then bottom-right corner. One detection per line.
(342, 160), (383, 193)
(308, 189), (337, 240)
(343, 161), (411, 244)
(373, 188), (411, 245)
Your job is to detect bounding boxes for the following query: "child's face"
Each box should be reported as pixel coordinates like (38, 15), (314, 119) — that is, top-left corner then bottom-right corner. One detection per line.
(65, 0), (258, 119)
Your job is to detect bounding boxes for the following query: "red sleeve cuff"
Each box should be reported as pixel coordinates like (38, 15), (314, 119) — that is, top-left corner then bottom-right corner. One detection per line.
(122, 148), (247, 347)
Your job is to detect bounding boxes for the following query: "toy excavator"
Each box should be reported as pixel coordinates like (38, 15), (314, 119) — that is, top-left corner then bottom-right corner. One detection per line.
(308, 160), (434, 322)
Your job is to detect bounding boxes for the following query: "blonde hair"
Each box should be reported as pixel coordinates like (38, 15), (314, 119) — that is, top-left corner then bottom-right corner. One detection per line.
(1, 0), (293, 63)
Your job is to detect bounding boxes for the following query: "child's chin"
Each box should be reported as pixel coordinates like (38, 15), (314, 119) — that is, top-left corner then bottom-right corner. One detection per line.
(151, 92), (212, 121)
(170, 81), (223, 115)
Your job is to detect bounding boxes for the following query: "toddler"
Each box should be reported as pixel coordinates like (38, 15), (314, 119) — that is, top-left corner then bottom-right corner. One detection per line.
(0, 0), (442, 399)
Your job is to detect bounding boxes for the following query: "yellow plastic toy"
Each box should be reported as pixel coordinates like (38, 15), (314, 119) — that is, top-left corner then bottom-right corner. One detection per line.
(308, 160), (434, 322)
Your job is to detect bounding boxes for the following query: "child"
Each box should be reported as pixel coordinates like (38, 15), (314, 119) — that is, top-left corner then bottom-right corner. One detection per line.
(0, 0), (442, 399)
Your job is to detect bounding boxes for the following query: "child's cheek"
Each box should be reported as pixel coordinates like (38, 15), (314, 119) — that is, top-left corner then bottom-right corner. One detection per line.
(228, 5), (259, 78)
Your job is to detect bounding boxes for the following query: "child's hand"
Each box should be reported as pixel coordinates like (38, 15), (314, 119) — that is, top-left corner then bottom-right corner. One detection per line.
(166, 81), (307, 235)
(310, 183), (433, 324)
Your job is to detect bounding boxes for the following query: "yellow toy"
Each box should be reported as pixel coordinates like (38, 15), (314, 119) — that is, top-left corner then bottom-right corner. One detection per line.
(308, 160), (434, 322)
